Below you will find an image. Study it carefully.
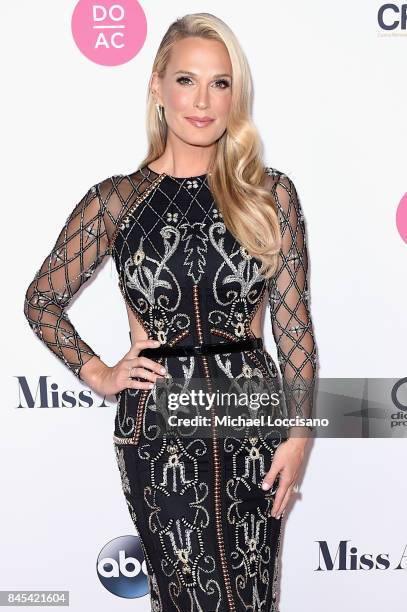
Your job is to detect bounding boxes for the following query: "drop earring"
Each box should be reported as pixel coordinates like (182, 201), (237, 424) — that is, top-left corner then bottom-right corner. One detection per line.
(155, 103), (163, 122)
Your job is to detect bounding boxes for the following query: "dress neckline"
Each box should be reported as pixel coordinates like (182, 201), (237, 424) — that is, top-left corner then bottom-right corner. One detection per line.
(146, 164), (208, 180)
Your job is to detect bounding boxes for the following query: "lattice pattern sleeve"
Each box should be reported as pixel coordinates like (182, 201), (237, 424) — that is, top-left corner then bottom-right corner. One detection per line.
(266, 171), (318, 430)
(23, 183), (110, 380)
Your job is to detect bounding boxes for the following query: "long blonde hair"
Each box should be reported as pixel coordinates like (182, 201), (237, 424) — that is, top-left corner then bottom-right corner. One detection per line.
(140, 12), (281, 279)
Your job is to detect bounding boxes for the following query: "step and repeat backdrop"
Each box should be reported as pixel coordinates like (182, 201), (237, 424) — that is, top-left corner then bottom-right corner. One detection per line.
(2, 1), (407, 611)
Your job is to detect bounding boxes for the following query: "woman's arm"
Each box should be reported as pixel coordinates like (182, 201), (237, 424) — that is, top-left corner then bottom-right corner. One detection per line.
(266, 169), (319, 439)
(23, 183), (111, 381)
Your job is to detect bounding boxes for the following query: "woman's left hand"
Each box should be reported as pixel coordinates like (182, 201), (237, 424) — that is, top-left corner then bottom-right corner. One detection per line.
(261, 435), (310, 519)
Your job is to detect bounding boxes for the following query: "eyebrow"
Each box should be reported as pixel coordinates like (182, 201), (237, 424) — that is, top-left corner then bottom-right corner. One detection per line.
(173, 70), (232, 79)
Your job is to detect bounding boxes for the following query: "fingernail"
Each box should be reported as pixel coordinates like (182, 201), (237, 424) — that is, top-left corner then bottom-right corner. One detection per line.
(261, 481), (271, 491)
(160, 367), (166, 374)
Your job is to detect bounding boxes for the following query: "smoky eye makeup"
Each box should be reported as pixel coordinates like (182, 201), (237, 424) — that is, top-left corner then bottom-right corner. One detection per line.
(175, 75), (231, 88)
(215, 78), (231, 89)
(175, 76), (192, 85)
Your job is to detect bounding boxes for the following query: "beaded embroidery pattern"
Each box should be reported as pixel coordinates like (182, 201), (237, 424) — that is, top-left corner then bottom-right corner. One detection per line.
(24, 164), (318, 612)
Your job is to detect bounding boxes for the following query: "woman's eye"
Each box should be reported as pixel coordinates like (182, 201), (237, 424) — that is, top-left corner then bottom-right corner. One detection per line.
(214, 79), (230, 89)
(176, 76), (192, 85)
(176, 76), (231, 89)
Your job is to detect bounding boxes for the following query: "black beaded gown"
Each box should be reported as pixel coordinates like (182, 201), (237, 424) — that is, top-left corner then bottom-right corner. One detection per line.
(23, 164), (318, 612)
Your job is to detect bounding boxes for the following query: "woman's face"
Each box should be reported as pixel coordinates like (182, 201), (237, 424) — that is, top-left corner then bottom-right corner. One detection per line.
(152, 37), (233, 146)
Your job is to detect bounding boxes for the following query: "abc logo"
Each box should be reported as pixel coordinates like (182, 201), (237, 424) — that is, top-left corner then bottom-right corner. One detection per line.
(96, 535), (149, 598)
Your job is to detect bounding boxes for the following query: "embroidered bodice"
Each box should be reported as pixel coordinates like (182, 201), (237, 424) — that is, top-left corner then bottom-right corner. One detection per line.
(23, 164), (318, 425)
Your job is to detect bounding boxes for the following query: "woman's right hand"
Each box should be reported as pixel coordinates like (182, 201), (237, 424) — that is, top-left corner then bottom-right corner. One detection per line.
(81, 339), (167, 397)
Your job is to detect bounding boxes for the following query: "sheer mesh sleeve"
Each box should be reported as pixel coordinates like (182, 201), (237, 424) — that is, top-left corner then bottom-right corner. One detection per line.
(23, 183), (110, 381)
(265, 168), (318, 432)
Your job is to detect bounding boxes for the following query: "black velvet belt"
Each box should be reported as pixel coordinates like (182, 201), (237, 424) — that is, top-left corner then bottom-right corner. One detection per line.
(131, 334), (263, 357)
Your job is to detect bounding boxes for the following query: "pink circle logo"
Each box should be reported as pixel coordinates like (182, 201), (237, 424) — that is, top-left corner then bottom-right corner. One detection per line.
(71, 0), (147, 66)
(396, 193), (407, 244)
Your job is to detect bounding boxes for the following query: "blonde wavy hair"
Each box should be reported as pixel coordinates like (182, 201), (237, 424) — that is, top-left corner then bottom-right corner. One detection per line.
(139, 12), (281, 279)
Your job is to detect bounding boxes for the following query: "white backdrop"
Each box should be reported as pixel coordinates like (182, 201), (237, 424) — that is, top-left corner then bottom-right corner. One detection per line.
(2, 1), (407, 610)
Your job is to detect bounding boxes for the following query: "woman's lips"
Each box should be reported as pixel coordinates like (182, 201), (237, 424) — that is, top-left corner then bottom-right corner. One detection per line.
(185, 117), (215, 128)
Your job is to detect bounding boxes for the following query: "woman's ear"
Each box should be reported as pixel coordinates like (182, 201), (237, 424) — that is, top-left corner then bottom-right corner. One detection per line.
(150, 71), (162, 105)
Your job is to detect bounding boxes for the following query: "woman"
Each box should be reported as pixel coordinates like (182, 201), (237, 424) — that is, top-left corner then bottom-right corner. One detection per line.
(24, 12), (318, 612)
